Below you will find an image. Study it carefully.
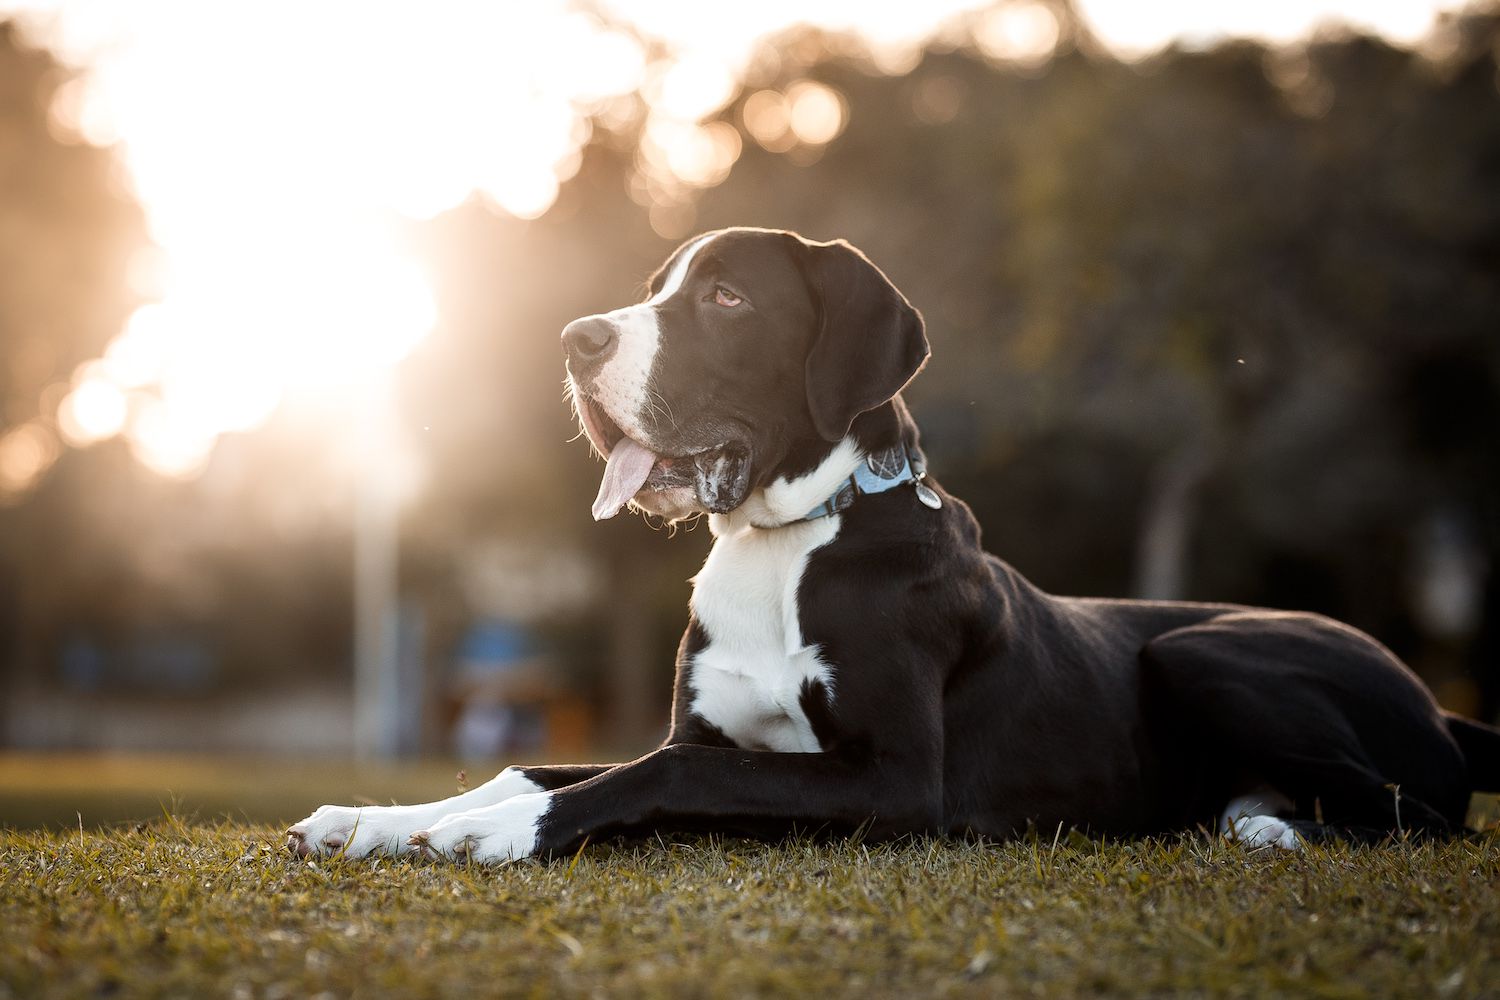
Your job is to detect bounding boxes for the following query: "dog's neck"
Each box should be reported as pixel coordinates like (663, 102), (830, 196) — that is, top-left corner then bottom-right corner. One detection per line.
(710, 438), (867, 534)
(708, 402), (926, 536)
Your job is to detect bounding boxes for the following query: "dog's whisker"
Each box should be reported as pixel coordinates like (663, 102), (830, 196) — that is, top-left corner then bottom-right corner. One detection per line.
(644, 385), (679, 430)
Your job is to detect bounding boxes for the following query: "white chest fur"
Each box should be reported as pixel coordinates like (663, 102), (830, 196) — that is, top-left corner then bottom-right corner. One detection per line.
(688, 516), (840, 753)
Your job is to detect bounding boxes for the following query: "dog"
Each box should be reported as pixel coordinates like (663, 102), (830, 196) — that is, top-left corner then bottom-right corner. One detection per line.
(288, 226), (1500, 862)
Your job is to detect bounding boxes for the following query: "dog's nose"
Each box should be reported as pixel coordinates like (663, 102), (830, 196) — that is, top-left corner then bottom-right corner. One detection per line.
(562, 316), (618, 368)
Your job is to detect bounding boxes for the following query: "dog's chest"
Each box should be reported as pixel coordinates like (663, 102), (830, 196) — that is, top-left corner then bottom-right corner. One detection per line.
(687, 519), (839, 753)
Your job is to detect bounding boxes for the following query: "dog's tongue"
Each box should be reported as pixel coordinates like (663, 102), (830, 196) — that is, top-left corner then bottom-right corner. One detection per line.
(592, 437), (658, 520)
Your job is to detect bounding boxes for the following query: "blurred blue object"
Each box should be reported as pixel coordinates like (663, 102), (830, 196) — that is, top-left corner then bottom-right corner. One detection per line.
(451, 618), (547, 757)
(455, 619), (534, 678)
(58, 631), (218, 694)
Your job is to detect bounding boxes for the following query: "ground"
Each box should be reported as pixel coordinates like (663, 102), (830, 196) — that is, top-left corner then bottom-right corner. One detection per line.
(3, 820), (1499, 999)
(2, 756), (1498, 998)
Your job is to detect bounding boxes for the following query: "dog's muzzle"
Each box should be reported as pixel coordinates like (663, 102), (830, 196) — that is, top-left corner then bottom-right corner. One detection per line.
(574, 391), (752, 521)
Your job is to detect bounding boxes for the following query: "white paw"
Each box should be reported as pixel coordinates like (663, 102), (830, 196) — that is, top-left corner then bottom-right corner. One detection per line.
(286, 803), (436, 859)
(409, 792), (553, 864)
(1226, 814), (1302, 851)
(284, 767), (544, 860)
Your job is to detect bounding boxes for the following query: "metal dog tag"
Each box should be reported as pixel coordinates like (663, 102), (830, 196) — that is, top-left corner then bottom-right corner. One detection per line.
(915, 482), (942, 509)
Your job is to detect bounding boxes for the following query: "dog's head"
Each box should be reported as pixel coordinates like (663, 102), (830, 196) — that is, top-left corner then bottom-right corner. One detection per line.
(563, 227), (928, 523)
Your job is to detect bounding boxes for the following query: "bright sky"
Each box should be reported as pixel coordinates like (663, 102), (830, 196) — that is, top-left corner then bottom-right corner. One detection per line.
(0, 0), (1469, 495)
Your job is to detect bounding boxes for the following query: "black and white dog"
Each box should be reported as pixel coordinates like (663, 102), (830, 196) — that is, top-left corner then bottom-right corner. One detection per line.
(288, 227), (1500, 862)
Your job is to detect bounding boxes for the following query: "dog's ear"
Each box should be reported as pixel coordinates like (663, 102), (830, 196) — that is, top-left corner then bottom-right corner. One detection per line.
(803, 239), (930, 442)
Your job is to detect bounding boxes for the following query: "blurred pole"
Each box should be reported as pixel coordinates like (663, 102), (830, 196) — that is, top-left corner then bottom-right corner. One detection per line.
(606, 544), (658, 749)
(1134, 439), (1212, 601)
(353, 370), (401, 760)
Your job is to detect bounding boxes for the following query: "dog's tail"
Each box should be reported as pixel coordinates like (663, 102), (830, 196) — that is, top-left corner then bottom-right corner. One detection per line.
(1446, 711), (1500, 793)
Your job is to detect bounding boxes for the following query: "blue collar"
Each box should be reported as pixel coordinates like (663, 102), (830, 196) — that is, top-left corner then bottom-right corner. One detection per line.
(800, 443), (942, 521)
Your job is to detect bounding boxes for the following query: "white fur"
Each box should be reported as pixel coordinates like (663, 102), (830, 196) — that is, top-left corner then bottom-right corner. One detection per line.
(1220, 789), (1302, 851)
(588, 232), (717, 444)
(687, 442), (865, 752)
(411, 791), (553, 863)
(286, 766), (541, 858)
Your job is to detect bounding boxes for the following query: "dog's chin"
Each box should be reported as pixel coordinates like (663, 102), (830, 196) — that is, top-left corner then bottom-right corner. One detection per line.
(630, 485), (704, 522)
(631, 443), (754, 521)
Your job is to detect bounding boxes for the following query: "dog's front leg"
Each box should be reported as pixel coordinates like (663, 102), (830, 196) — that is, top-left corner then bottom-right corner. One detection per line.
(286, 763), (617, 858)
(409, 744), (942, 863)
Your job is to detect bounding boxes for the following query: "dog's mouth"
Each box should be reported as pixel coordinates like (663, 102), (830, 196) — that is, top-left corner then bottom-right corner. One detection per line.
(577, 396), (624, 456)
(576, 395), (750, 520)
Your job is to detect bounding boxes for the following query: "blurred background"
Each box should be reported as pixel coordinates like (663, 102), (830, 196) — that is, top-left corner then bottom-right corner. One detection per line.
(0, 0), (1496, 827)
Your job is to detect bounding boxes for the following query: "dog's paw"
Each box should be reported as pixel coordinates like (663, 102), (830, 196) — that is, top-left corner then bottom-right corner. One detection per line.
(407, 792), (553, 864)
(1225, 813), (1302, 851)
(285, 803), (433, 859)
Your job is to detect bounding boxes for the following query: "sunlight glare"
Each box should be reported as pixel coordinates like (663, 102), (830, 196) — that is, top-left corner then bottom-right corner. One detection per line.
(101, 303), (170, 389)
(974, 3), (1062, 67)
(685, 122), (742, 187)
(786, 82), (847, 146)
(566, 18), (648, 105)
(1072, 0), (1462, 58)
(128, 397), (214, 480)
(57, 367), (128, 446)
(55, 227), (436, 470)
(743, 90), (796, 153)
(0, 422), (59, 500)
(652, 55), (740, 123)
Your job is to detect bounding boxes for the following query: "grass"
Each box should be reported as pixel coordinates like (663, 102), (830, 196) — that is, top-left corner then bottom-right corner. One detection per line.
(3, 819), (1498, 999)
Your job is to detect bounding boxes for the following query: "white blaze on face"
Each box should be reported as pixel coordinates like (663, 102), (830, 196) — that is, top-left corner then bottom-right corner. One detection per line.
(587, 232), (717, 444)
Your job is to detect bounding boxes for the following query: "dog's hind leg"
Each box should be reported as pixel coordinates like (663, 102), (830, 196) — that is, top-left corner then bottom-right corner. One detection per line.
(1219, 788), (1301, 850)
(1141, 611), (1471, 843)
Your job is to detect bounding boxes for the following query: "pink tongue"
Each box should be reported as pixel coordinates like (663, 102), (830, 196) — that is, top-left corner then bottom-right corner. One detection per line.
(592, 437), (659, 520)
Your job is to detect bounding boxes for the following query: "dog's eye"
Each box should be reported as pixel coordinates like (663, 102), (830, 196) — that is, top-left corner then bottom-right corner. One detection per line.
(712, 286), (743, 308)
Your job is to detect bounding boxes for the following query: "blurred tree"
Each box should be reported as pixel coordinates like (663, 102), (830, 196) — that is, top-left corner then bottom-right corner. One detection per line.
(0, 22), (144, 436)
(0, 22), (148, 739)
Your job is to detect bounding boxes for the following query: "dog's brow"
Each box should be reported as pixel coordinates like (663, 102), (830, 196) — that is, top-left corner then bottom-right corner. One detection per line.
(648, 252), (686, 295)
(644, 234), (716, 305)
